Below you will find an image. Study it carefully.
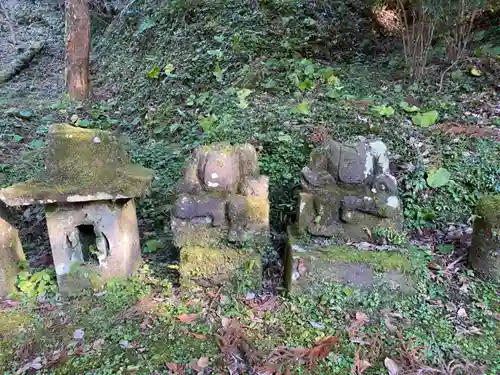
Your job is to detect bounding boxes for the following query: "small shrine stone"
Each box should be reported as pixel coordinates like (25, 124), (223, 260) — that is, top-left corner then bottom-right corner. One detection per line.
(297, 138), (402, 241)
(469, 195), (500, 281)
(0, 202), (25, 297)
(0, 124), (154, 295)
(171, 142), (269, 293)
(285, 137), (412, 296)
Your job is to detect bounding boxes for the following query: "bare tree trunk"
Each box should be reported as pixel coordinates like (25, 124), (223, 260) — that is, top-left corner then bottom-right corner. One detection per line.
(65, 0), (90, 101)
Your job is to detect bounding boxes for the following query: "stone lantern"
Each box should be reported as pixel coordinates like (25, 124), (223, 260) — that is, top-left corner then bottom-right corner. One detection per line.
(0, 124), (154, 295)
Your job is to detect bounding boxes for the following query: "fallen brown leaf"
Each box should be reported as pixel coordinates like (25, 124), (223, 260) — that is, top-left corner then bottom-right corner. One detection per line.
(197, 356), (209, 369)
(349, 311), (369, 337)
(384, 357), (400, 375)
(183, 330), (208, 340)
(176, 313), (198, 324)
(352, 347), (371, 374)
(166, 362), (184, 374)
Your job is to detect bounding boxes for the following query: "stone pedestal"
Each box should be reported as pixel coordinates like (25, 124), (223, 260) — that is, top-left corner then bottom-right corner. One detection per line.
(0, 124), (153, 295)
(284, 226), (416, 296)
(171, 143), (269, 293)
(0, 216), (25, 297)
(469, 195), (500, 281)
(180, 246), (262, 293)
(46, 200), (142, 295)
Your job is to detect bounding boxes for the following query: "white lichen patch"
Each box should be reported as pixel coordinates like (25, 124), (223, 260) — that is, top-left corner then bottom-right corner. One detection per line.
(387, 196), (400, 208)
(364, 147), (374, 178)
(299, 201), (306, 212)
(207, 181), (219, 188)
(292, 244), (307, 252)
(369, 140), (390, 173)
(211, 172), (219, 179)
(67, 193), (129, 203)
(56, 262), (70, 275)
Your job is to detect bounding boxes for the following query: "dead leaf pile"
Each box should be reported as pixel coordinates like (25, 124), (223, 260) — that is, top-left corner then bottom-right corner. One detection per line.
(435, 121), (500, 140)
(215, 317), (254, 374)
(254, 335), (339, 375)
(244, 295), (279, 322)
(165, 356), (210, 375)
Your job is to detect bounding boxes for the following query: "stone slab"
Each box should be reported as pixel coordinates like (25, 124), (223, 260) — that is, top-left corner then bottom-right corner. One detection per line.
(284, 226), (417, 296)
(180, 246), (262, 294)
(46, 199), (142, 295)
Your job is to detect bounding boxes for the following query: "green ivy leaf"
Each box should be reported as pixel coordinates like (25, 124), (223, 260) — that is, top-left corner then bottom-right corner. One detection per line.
(12, 134), (23, 143)
(326, 89), (341, 99)
(470, 66), (482, 77)
(298, 80), (313, 90)
(326, 75), (341, 87)
(399, 101), (420, 113)
(295, 102), (310, 115)
(451, 69), (464, 81)
(144, 239), (164, 253)
(213, 63), (224, 82)
(427, 167), (451, 188)
(138, 17), (156, 34)
(164, 63), (174, 75)
(372, 105), (395, 116)
(147, 65), (160, 79)
(30, 139), (44, 149)
(277, 134), (292, 143)
(412, 110), (439, 127)
(76, 119), (90, 128)
(304, 64), (315, 76)
(236, 89), (253, 100)
(436, 244), (455, 254)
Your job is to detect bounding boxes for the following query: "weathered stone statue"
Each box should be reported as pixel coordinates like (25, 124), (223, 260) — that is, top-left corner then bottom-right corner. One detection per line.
(0, 124), (154, 295)
(469, 195), (500, 281)
(171, 143), (269, 292)
(285, 138), (414, 296)
(0, 202), (25, 297)
(298, 138), (402, 241)
(172, 143), (269, 247)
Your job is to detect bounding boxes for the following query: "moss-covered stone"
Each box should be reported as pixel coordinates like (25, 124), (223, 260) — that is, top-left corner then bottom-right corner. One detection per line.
(0, 124), (154, 206)
(0, 216), (25, 297)
(469, 195), (500, 281)
(245, 196), (269, 224)
(180, 246), (262, 293)
(285, 225), (417, 296)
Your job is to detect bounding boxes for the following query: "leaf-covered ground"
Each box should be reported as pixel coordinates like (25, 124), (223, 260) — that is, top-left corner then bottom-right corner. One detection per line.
(0, 0), (499, 374)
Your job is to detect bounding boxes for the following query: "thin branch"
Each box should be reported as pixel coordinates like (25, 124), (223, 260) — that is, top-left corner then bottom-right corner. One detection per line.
(438, 4), (478, 92)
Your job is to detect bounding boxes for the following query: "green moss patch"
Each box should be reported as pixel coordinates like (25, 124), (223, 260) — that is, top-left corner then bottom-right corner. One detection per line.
(180, 246), (262, 293)
(0, 124), (154, 205)
(317, 245), (412, 273)
(285, 227), (418, 296)
(475, 194), (500, 223)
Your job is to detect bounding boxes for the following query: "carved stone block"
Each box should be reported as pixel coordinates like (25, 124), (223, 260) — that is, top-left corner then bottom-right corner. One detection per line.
(172, 143), (269, 292)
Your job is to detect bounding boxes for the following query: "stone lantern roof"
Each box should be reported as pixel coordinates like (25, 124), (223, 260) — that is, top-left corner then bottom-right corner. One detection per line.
(0, 124), (154, 206)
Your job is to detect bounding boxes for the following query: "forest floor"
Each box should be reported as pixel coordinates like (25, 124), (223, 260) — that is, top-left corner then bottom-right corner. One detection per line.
(0, 1), (499, 374)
